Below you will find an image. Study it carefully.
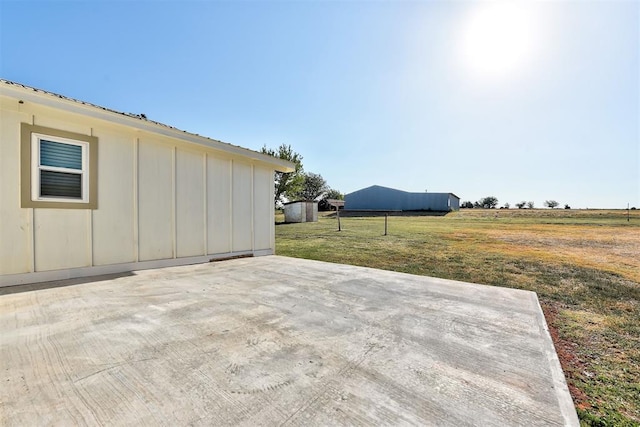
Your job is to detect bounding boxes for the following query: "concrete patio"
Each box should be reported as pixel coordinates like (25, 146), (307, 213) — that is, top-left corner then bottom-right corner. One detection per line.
(0, 256), (578, 426)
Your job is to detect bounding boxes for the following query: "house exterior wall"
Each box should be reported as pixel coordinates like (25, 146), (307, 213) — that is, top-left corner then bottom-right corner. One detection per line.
(92, 127), (136, 265)
(207, 156), (232, 254)
(345, 186), (460, 212)
(0, 91), (282, 287)
(0, 105), (31, 275)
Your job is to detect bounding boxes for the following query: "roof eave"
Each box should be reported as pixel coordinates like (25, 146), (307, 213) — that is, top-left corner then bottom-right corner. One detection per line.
(0, 80), (295, 173)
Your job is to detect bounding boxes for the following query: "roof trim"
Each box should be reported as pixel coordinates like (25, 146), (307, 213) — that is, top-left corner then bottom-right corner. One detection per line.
(0, 79), (294, 172)
(346, 185), (458, 197)
(283, 200), (319, 205)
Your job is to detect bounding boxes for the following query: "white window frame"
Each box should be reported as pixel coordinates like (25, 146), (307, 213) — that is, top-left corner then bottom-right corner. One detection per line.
(31, 132), (90, 203)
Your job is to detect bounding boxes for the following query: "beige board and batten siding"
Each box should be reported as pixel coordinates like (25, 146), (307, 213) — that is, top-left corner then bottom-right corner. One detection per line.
(0, 102), (32, 275)
(207, 155), (232, 254)
(0, 81), (293, 287)
(92, 127), (136, 266)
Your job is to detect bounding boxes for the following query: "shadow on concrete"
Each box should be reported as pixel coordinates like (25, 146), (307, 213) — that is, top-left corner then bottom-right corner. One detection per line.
(0, 271), (135, 296)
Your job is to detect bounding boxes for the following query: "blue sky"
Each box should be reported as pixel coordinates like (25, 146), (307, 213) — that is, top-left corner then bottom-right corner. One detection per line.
(1, 0), (638, 208)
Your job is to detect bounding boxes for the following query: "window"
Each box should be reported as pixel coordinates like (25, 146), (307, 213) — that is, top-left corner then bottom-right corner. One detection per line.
(21, 123), (98, 209)
(32, 134), (89, 202)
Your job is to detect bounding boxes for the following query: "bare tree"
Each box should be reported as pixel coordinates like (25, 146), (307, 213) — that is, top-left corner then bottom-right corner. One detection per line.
(544, 200), (559, 209)
(477, 196), (499, 209)
(527, 201), (535, 209)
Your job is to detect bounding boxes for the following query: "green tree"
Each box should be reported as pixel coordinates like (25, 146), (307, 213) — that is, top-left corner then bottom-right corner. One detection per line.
(295, 172), (328, 201)
(515, 201), (526, 209)
(261, 144), (304, 205)
(323, 188), (344, 201)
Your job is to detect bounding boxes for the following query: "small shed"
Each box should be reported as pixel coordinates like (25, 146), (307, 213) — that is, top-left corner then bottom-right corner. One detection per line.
(284, 201), (318, 223)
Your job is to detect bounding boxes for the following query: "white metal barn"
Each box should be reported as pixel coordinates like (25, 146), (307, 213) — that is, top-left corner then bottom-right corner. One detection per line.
(0, 80), (293, 287)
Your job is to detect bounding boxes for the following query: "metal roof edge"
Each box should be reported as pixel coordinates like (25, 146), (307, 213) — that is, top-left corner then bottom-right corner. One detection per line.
(345, 185), (403, 196)
(283, 200), (319, 205)
(0, 79), (294, 172)
(347, 186), (458, 198)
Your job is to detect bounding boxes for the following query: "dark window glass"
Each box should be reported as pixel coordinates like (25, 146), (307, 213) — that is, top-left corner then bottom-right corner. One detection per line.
(40, 140), (82, 170)
(40, 170), (82, 198)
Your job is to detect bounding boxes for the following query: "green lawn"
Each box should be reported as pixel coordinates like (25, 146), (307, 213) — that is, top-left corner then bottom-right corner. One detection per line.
(275, 209), (640, 426)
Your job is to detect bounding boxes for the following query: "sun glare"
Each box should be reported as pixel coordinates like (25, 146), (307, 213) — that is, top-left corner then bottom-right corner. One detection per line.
(460, 2), (537, 77)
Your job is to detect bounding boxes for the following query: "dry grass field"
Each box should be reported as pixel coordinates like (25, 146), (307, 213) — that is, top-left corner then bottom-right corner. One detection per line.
(275, 209), (640, 426)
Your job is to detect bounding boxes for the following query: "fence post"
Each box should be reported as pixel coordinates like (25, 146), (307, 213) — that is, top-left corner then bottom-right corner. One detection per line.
(337, 208), (341, 231)
(384, 213), (388, 236)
